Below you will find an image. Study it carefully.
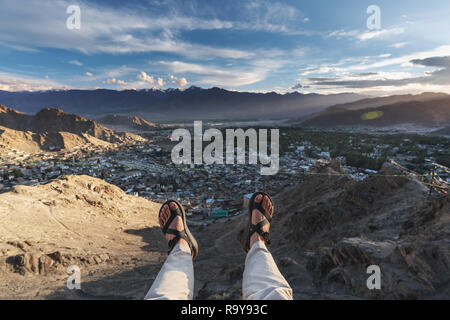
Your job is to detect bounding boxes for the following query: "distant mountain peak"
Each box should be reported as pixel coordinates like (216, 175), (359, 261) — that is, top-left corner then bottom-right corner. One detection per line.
(164, 87), (181, 93)
(185, 85), (202, 91)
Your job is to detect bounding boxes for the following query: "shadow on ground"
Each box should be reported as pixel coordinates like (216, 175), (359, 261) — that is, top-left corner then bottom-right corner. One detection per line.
(124, 226), (167, 253)
(43, 211), (317, 300)
(44, 226), (167, 300)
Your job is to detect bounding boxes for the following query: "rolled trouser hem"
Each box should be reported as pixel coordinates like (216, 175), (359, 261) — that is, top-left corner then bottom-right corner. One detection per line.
(144, 242), (194, 300)
(243, 241), (293, 300)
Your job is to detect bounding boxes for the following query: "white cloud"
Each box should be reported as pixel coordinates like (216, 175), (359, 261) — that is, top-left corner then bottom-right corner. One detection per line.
(328, 28), (404, 42)
(0, 1), (313, 91)
(137, 71), (155, 84)
(0, 41), (40, 52)
(0, 0), (254, 59)
(105, 78), (127, 85)
(301, 54), (450, 95)
(160, 61), (268, 87)
(357, 28), (404, 41)
(161, 61), (215, 74)
(235, 0), (311, 35)
(294, 44), (450, 95)
(302, 46), (450, 79)
(0, 0), (312, 60)
(177, 77), (188, 87)
(391, 42), (407, 49)
(327, 29), (359, 39)
(0, 71), (65, 91)
(347, 45), (450, 72)
(70, 65), (136, 85)
(157, 77), (165, 87)
(300, 66), (333, 76)
(158, 45), (300, 88)
(170, 75), (188, 87)
(117, 72), (171, 89)
(68, 60), (83, 66)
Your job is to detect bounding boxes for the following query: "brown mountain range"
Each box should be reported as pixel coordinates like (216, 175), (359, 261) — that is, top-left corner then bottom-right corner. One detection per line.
(0, 105), (146, 153)
(95, 114), (159, 132)
(322, 92), (449, 113)
(431, 126), (450, 136)
(300, 95), (450, 128)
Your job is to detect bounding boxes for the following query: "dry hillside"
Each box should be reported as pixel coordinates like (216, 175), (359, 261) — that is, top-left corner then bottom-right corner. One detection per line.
(0, 105), (146, 153)
(0, 164), (448, 299)
(299, 95), (450, 128)
(194, 163), (450, 300)
(0, 175), (164, 299)
(96, 114), (159, 132)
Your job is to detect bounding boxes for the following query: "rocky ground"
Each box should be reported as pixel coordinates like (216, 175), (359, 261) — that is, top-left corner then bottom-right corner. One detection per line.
(194, 163), (450, 300)
(0, 163), (449, 300)
(0, 175), (164, 299)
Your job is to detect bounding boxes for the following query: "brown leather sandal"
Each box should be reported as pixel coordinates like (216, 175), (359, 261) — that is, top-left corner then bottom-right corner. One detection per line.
(159, 200), (199, 259)
(241, 191), (273, 253)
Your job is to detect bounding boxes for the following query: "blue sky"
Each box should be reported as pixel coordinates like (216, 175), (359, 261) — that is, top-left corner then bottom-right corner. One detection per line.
(1, 0), (450, 95)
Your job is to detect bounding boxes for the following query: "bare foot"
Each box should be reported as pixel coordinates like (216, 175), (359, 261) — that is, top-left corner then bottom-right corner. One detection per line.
(250, 194), (273, 248)
(159, 202), (188, 247)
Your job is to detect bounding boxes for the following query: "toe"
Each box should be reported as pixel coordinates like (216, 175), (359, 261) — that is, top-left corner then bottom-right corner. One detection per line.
(159, 204), (169, 227)
(255, 194), (263, 203)
(263, 196), (270, 214)
(169, 201), (178, 211)
(264, 196), (273, 215)
(164, 208), (170, 221)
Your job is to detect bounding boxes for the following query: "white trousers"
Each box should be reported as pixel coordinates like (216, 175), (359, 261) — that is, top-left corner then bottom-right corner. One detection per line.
(144, 241), (293, 300)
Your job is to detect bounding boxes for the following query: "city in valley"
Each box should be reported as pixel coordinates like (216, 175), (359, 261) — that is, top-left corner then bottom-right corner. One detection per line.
(0, 98), (449, 300)
(1, 122), (449, 225)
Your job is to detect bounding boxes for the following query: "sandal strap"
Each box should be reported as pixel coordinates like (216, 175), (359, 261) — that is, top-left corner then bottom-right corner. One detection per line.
(166, 229), (181, 236)
(168, 234), (180, 251)
(161, 204), (182, 234)
(159, 200), (199, 259)
(249, 220), (271, 245)
(251, 219), (269, 232)
(245, 192), (273, 250)
(167, 229), (189, 253)
(251, 201), (272, 223)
